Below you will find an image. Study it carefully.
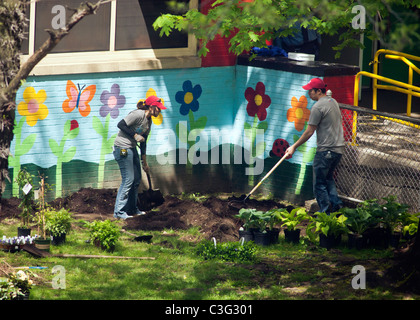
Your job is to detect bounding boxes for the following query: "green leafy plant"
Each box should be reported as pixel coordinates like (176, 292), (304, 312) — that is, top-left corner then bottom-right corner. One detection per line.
(278, 207), (309, 231)
(236, 208), (264, 231)
(87, 219), (120, 252)
(45, 208), (73, 237)
(195, 239), (258, 262)
(381, 195), (410, 233)
(264, 208), (287, 230)
(341, 206), (375, 236)
(402, 213), (419, 237)
(15, 168), (34, 227)
(306, 211), (348, 242)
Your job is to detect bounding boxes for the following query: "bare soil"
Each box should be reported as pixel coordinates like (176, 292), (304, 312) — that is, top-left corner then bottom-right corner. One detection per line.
(0, 188), (292, 242)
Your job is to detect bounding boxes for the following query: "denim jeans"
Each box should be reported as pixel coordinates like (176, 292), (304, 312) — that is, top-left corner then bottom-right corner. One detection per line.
(313, 150), (342, 213)
(113, 146), (141, 216)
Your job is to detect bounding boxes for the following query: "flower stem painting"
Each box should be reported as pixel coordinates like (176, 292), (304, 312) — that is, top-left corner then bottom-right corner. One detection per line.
(244, 82), (270, 183)
(93, 84), (125, 188)
(49, 120), (79, 198)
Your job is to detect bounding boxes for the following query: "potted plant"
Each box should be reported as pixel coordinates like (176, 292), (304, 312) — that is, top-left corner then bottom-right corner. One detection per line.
(15, 169), (35, 237)
(278, 207), (309, 243)
(33, 175), (51, 252)
(87, 219), (120, 252)
(252, 211), (271, 246)
(45, 208), (73, 245)
(402, 213), (419, 240)
(341, 206), (375, 249)
(265, 208), (286, 244)
(236, 208), (263, 242)
(381, 195), (410, 248)
(306, 211), (348, 250)
(8, 270), (33, 300)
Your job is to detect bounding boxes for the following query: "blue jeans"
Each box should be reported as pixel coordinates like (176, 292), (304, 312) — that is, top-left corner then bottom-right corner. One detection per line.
(313, 150), (342, 213)
(113, 146), (141, 216)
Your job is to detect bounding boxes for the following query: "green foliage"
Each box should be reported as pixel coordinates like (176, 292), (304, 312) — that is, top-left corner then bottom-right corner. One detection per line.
(153, 0), (420, 59)
(236, 208), (271, 231)
(86, 219), (120, 252)
(277, 207), (309, 231)
(45, 208), (73, 237)
(340, 206), (375, 235)
(15, 168), (34, 226)
(195, 239), (258, 262)
(306, 211), (348, 242)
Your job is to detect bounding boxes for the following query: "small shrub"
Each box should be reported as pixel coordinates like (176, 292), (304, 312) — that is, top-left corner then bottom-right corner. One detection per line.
(195, 239), (258, 262)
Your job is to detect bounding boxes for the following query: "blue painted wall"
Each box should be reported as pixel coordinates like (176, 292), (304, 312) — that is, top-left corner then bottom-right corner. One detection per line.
(6, 64), (320, 204)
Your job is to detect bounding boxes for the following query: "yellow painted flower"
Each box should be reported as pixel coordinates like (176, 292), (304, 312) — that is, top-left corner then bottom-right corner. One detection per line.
(138, 88), (165, 125)
(17, 87), (49, 126)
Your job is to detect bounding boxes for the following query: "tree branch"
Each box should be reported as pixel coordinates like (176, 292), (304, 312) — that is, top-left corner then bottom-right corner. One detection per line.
(4, 0), (109, 100)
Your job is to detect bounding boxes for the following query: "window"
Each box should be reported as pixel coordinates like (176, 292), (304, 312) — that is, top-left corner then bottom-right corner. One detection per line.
(22, 0), (199, 75)
(115, 0), (188, 50)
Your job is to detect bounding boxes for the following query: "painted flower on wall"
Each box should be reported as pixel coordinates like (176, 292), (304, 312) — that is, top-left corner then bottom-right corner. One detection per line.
(17, 87), (49, 126)
(287, 96), (310, 131)
(175, 80), (202, 116)
(99, 84), (126, 119)
(245, 82), (271, 121)
(138, 88), (166, 125)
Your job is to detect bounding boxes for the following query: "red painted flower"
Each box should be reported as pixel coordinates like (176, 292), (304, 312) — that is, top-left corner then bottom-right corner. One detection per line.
(245, 82), (271, 121)
(70, 120), (79, 131)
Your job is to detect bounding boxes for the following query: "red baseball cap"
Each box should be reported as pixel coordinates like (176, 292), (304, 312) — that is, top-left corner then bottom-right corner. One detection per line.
(145, 95), (166, 109)
(302, 78), (327, 90)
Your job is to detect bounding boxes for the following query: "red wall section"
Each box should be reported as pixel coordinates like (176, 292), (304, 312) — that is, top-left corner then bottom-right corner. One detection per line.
(200, 0), (238, 67)
(324, 75), (356, 142)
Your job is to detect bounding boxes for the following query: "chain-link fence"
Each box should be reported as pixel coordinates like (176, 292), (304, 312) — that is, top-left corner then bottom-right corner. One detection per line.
(337, 104), (420, 213)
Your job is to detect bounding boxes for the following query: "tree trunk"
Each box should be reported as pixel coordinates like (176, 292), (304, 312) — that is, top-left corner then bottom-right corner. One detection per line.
(0, 0), (107, 209)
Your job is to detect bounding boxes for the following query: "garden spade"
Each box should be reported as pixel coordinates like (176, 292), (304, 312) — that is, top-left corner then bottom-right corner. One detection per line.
(137, 170), (164, 211)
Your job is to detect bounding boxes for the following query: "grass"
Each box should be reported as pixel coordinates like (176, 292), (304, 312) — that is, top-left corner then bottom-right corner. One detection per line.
(1, 216), (419, 301)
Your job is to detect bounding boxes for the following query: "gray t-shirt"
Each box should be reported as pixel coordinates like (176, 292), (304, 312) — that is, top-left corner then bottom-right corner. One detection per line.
(308, 96), (345, 154)
(114, 109), (151, 154)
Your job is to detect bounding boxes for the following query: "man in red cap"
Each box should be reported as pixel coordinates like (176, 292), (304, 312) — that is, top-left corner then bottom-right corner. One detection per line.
(112, 95), (165, 219)
(285, 78), (345, 213)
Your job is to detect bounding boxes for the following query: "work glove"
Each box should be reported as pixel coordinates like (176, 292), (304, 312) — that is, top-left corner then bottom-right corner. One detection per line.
(134, 133), (145, 143)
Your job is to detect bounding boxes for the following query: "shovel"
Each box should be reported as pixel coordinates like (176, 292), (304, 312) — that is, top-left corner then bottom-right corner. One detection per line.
(229, 153), (288, 207)
(137, 170), (164, 211)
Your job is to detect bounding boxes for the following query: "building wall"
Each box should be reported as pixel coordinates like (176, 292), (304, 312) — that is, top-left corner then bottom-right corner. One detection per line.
(6, 57), (357, 206)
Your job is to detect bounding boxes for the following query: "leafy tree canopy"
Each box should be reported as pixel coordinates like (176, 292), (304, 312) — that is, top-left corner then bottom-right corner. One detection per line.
(153, 0), (420, 58)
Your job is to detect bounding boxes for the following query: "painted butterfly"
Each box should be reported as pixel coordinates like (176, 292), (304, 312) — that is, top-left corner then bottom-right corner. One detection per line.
(62, 80), (96, 117)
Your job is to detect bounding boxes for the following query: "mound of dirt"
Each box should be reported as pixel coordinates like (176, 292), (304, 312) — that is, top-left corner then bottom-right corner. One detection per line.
(1, 188), (291, 242)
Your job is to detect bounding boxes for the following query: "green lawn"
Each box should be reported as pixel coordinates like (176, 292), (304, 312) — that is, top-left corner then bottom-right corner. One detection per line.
(1, 217), (418, 301)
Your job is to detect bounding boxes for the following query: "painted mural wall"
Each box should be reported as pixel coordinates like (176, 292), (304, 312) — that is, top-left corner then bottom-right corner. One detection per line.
(5, 61), (355, 205)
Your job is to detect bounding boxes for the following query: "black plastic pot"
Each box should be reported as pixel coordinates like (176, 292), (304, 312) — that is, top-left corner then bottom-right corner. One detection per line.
(389, 232), (401, 249)
(52, 233), (66, 246)
(238, 229), (254, 242)
(284, 229), (301, 244)
(17, 227), (31, 237)
(268, 228), (280, 244)
(253, 231), (271, 246)
(365, 227), (389, 249)
(319, 234), (341, 250)
(348, 233), (366, 250)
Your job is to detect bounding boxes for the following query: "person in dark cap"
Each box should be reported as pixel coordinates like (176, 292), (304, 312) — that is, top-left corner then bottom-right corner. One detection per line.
(285, 78), (345, 213)
(113, 95), (165, 219)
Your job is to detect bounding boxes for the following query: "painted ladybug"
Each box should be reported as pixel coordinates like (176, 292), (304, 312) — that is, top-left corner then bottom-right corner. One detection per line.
(270, 138), (292, 159)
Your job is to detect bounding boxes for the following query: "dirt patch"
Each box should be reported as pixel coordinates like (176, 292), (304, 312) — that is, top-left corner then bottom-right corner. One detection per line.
(0, 188), (290, 242)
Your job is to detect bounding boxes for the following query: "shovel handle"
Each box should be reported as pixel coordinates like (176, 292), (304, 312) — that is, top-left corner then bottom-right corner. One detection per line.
(146, 171), (153, 190)
(244, 153), (288, 201)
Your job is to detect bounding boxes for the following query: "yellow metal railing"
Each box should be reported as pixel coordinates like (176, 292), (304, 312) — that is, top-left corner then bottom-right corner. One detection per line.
(351, 50), (420, 145)
(371, 49), (420, 116)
